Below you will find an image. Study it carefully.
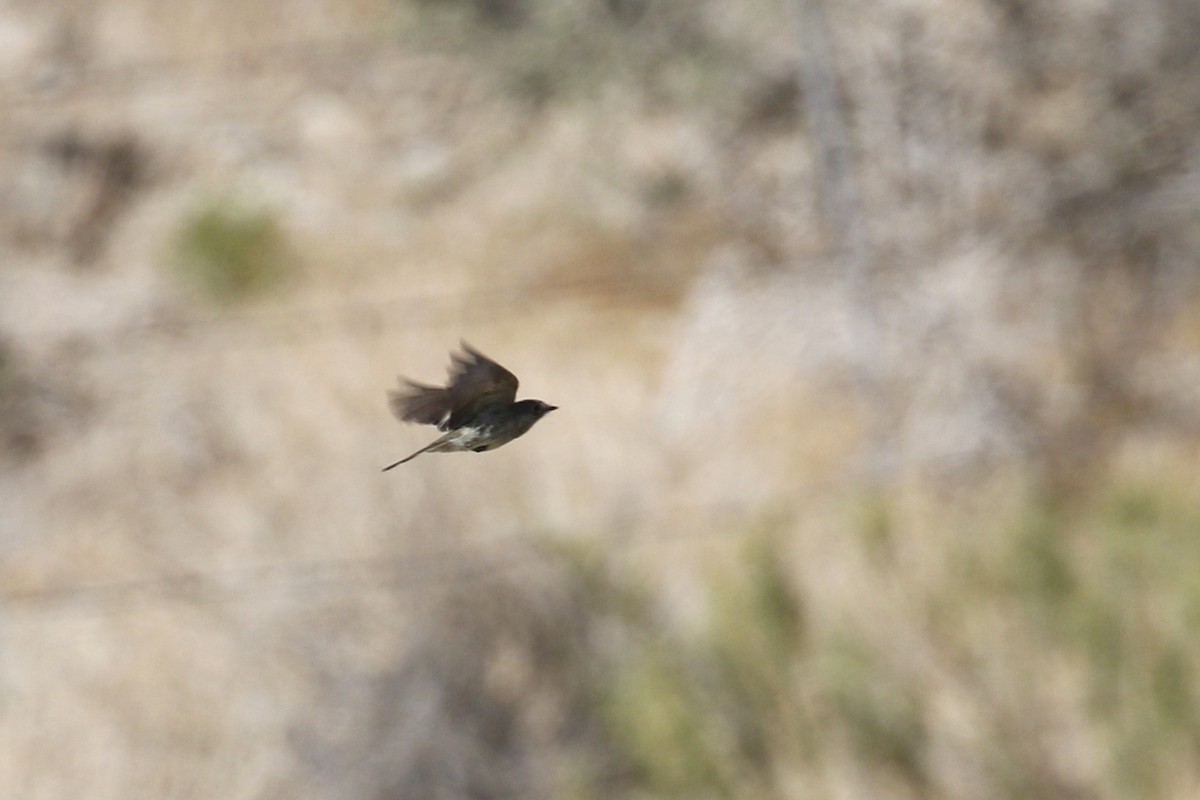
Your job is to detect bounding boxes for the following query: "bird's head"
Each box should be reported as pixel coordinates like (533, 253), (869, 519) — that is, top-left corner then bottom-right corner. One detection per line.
(531, 400), (557, 418)
(513, 399), (557, 421)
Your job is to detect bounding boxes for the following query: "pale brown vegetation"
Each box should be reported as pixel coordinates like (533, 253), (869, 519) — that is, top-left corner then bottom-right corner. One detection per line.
(3, 0), (1200, 798)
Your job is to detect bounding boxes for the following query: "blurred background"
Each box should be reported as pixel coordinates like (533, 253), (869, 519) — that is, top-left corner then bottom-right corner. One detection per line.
(3, 0), (1200, 797)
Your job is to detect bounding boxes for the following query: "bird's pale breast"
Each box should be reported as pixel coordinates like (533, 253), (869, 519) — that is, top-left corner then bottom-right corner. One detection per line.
(431, 425), (509, 453)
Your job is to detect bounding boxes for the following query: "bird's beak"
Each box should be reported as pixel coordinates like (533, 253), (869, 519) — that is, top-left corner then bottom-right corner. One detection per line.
(546, 405), (558, 412)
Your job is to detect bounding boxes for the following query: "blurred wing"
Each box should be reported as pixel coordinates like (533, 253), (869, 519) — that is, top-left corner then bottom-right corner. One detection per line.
(445, 342), (519, 426)
(389, 380), (452, 428)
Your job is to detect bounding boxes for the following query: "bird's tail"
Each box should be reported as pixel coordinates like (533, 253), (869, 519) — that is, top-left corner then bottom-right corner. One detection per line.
(381, 434), (449, 471)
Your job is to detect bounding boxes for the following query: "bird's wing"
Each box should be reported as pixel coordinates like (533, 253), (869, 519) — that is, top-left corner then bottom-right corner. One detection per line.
(388, 380), (452, 427)
(445, 342), (519, 427)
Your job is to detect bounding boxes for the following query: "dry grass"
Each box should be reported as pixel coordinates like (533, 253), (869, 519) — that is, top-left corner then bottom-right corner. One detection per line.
(2, 0), (1200, 798)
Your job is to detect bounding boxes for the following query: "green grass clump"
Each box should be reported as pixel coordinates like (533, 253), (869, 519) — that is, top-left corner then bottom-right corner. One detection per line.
(601, 647), (730, 796)
(0, 340), (11, 389)
(172, 200), (290, 302)
(594, 525), (810, 799)
(1070, 487), (1200, 797)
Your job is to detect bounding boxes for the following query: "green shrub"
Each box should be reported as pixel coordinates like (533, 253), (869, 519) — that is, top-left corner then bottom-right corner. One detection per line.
(172, 200), (290, 302)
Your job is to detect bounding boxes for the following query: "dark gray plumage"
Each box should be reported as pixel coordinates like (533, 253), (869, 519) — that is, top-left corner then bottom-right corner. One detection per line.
(383, 343), (556, 470)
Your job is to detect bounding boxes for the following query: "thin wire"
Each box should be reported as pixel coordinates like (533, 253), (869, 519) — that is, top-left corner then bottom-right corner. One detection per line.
(50, 276), (679, 387)
(0, 501), (761, 617)
(121, 276), (673, 348)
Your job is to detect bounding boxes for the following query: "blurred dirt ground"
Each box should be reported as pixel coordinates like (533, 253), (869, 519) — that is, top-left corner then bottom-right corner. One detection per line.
(3, 0), (1200, 798)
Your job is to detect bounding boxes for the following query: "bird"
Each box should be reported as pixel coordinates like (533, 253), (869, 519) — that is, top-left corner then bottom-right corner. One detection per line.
(382, 342), (557, 471)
